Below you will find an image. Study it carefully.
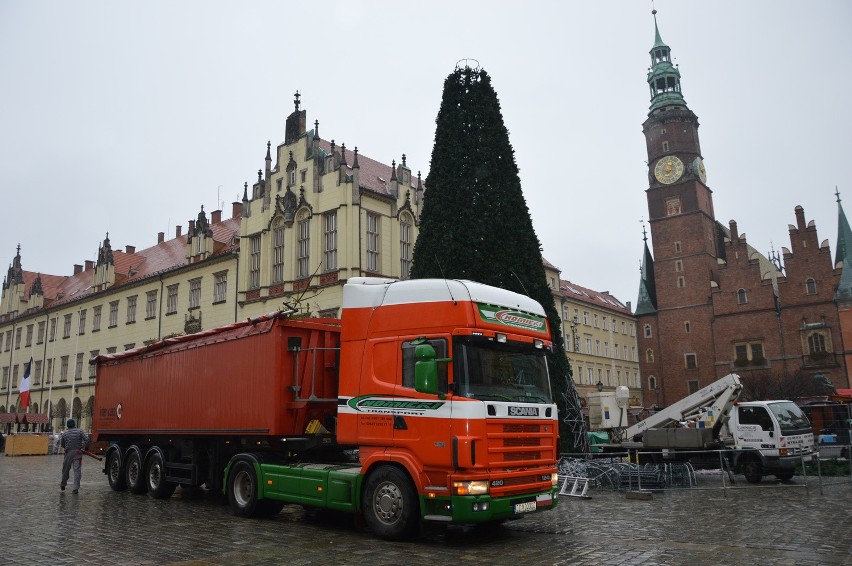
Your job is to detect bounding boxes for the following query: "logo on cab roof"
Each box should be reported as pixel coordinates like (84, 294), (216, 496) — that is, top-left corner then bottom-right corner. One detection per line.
(477, 304), (545, 331)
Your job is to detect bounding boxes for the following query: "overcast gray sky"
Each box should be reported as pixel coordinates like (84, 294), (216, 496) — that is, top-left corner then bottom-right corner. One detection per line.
(2, 1), (850, 307)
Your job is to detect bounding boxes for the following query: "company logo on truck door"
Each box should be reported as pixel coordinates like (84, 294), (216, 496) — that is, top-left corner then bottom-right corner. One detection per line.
(477, 304), (545, 331)
(346, 395), (445, 415)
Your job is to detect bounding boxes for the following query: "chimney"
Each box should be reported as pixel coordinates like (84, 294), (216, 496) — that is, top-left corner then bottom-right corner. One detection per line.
(158, 232), (165, 244)
(211, 210), (222, 224)
(232, 201), (242, 219)
(85, 260), (94, 271)
(188, 220), (196, 234)
(125, 245), (136, 254)
(176, 225), (182, 238)
(73, 264), (83, 275)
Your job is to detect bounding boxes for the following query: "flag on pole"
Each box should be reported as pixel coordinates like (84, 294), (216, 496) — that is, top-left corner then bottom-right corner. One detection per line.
(19, 357), (32, 410)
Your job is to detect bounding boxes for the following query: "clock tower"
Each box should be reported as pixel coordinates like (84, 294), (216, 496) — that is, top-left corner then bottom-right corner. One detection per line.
(638, 10), (722, 401)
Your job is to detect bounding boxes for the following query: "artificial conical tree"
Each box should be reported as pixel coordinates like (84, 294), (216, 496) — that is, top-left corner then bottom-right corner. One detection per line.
(411, 66), (585, 453)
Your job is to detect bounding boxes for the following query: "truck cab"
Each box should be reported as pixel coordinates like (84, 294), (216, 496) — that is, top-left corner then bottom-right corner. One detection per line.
(722, 401), (814, 483)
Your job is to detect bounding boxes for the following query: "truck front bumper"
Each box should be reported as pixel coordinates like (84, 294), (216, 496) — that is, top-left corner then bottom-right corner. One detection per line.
(421, 488), (558, 524)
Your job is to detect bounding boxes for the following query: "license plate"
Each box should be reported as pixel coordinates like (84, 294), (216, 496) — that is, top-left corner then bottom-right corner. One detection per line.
(514, 501), (536, 514)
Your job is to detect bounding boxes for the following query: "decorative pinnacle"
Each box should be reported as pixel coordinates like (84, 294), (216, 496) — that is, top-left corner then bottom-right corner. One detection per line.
(402, 153), (407, 166)
(836, 186), (842, 203)
(294, 90), (301, 112)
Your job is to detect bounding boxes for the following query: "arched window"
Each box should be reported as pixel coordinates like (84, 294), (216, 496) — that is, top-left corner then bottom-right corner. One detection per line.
(646, 349), (654, 363)
(648, 375), (657, 391)
(806, 278), (817, 295)
(644, 324), (652, 338)
(737, 288), (748, 305)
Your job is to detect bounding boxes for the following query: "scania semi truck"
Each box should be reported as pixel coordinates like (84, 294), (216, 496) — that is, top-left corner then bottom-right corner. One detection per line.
(93, 277), (559, 540)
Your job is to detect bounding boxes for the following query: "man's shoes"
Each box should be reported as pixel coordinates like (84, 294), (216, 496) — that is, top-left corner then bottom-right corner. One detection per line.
(72, 490), (78, 494)
(60, 485), (65, 491)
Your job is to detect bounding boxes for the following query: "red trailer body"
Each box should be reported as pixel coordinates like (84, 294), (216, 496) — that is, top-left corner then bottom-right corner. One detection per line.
(94, 316), (341, 441)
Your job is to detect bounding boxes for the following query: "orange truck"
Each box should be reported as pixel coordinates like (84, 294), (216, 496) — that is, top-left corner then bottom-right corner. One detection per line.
(93, 277), (559, 540)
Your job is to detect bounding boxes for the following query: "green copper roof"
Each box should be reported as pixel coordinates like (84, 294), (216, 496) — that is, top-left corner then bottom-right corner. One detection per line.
(647, 12), (687, 112)
(834, 198), (852, 300)
(635, 240), (657, 315)
(652, 14), (666, 50)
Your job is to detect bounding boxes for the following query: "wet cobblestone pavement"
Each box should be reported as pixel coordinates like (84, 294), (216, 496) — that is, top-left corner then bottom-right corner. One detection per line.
(1, 454), (850, 565)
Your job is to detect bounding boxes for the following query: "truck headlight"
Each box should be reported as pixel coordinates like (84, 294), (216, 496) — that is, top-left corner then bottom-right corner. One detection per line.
(551, 472), (559, 487)
(453, 480), (489, 496)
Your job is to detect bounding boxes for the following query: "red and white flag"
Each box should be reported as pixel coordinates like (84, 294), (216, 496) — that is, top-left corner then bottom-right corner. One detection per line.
(19, 358), (32, 410)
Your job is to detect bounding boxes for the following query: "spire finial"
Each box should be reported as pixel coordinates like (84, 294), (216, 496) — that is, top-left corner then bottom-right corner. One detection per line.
(402, 153), (407, 166)
(314, 120), (319, 138)
(836, 186), (842, 203)
(294, 90), (301, 112)
(640, 218), (648, 242)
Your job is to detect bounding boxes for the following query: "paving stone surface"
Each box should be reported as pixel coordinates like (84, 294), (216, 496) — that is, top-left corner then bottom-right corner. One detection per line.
(1, 455), (850, 565)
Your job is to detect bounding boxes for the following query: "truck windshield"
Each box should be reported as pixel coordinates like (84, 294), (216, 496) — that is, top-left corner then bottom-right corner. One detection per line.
(453, 336), (552, 403)
(768, 402), (811, 433)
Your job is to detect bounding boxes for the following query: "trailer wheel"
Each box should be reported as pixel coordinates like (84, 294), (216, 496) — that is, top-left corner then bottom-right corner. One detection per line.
(228, 461), (262, 518)
(126, 449), (147, 494)
(742, 457), (763, 484)
(361, 465), (420, 541)
(106, 450), (127, 491)
(146, 452), (177, 499)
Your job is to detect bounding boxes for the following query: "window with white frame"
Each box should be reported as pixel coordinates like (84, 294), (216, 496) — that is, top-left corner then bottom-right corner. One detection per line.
(92, 306), (102, 332)
(324, 211), (337, 272)
(214, 271), (227, 303)
(297, 212), (310, 278)
(25, 324), (33, 347)
(63, 314), (72, 338)
(88, 350), (99, 378)
(146, 291), (157, 319)
(366, 212), (380, 272)
(126, 296), (137, 324)
(272, 219), (285, 283)
(189, 278), (201, 309)
(249, 235), (261, 289)
(60, 356), (69, 382)
(109, 301), (118, 328)
(400, 214), (412, 279)
(37, 321), (45, 343)
(166, 284), (178, 314)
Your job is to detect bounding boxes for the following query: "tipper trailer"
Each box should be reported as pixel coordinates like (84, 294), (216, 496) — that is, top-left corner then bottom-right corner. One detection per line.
(93, 277), (559, 540)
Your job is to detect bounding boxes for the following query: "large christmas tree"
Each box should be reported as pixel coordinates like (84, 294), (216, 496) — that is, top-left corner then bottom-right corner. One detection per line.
(411, 65), (585, 453)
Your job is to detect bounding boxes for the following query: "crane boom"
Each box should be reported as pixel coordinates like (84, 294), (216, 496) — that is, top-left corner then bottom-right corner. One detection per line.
(625, 373), (742, 439)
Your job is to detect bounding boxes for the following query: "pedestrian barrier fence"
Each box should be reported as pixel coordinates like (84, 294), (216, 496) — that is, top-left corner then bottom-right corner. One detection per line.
(557, 475), (590, 498)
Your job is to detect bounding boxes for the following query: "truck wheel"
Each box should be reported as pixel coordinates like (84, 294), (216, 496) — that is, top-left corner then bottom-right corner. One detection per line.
(106, 450), (127, 491)
(228, 461), (262, 518)
(742, 457), (763, 484)
(361, 465), (420, 541)
(146, 452), (177, 499)
(775, 470), (795, 482)
(126, 449), (148, 494)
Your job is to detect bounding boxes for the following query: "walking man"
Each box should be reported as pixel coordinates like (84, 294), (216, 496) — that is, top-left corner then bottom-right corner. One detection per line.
(60, 419), (89, 494)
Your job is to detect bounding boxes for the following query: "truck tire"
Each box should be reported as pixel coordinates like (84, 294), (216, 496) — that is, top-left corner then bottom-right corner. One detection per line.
(742, 457), (763, 484)
(106, 450), (127, 491)
(126, 449), (148, 494)
(228, 461), (263, 518)
(146, 452), (177, 499)
(361, 465), (420, 541)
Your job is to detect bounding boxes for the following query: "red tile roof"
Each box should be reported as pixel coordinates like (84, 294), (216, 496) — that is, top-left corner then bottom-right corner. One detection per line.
(16, 217), (240, 311)
(556, 278), (631, 315)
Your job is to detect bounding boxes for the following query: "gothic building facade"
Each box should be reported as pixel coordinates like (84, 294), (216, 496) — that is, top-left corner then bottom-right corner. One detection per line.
(0, 95), (423, 432)
(635, 15), (852, 406)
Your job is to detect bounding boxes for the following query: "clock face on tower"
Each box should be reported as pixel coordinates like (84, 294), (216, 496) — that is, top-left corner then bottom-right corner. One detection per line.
(693, 156), (707, 183)
(654, 155), (684, 184)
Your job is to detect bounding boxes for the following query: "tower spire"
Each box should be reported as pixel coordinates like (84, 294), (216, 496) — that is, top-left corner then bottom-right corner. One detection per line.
(647, 9), (686, 112)
(834, 188), (852, 300)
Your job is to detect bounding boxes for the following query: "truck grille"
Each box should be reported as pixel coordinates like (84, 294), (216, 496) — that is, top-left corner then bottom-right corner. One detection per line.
(486, 420), (556, 468)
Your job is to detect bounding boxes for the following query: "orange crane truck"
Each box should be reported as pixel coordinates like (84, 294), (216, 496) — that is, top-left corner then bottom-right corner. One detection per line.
(93, 277), (560, 540)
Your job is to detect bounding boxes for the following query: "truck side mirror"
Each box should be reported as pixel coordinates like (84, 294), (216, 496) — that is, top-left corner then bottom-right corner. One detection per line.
(414, 343), (438, 395)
